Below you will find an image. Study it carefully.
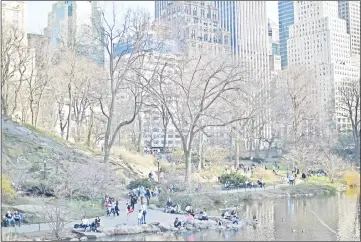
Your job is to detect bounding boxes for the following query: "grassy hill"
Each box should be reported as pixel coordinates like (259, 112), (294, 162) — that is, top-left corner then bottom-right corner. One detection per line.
(1, 117), (160, 202)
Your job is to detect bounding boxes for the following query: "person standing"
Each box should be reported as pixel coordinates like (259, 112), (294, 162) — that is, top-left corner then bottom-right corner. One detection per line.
(141, 204), (147, 224)
(115, 201), (120, 216)
(137, 210), (143, 225)
(111, 199), (116, 216)
(126, 202), (133, 221)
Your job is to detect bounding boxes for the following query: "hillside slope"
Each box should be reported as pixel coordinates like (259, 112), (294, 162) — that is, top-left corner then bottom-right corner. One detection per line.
(1, 117), (157, 198)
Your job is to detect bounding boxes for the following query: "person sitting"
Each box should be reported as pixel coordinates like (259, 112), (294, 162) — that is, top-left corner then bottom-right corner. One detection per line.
(183, 213), (195, 226)
(257, 179), (265, 187)
(94, 217), (100, 231)
(216, 219), (223, 226)
(198, 208), (208, 221)
(89, 220), (96, 232)
(5, 211), (15, 227)
(232, 215), (240, 224)
(185, 205), (192, 214)
(223, 210), (232, 220)
(13, 211), (22, 227)
(81, 216), (89, 232)
(166, 198), (173, 208)
(174, 217), (182, 228)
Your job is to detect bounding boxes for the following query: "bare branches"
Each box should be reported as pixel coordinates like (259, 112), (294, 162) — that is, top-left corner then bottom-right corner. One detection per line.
(337, 79), (360, 159)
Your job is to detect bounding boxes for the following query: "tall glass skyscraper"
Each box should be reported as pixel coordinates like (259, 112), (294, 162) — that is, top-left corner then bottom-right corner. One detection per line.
(278, 1), (294, 69)
(213, 1), (238, 54)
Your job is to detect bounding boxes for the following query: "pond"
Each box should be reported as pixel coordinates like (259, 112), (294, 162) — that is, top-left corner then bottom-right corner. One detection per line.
(98, 189), (360, 241)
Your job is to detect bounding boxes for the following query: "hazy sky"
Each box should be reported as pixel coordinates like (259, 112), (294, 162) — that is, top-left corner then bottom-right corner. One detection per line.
(27, 1), (278, 34)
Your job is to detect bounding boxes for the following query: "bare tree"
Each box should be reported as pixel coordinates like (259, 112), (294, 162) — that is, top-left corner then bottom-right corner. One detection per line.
(273, 65), (320, 148)
(320, 152), (349, 183)
(1, 24), (31, 117)
(24, 40), (55, 127)
(39, 200), (70, 240)
(337, 79), (360, 160)
(141, 54), (251, 182)
(90, 6), (159, 162)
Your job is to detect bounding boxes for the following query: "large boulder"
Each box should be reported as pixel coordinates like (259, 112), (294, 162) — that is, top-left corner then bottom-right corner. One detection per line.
(158, 223), (177, 232)
(70, 239), (79, 241)
(194, 220), (217, 230)
(142, 224), (161, 233)
(79, 237), (88, 241)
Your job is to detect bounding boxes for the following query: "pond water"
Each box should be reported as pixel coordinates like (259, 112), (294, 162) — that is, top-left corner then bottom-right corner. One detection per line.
(98, 189), (360, 241)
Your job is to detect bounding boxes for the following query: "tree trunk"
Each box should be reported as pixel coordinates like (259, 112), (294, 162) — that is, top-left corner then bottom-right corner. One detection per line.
(162, 127), (167, 153)
(103, 93), (115, 163)
(184, 150), (192, 183)
(30, 99), (35, 126)
(86, 110), (94, 147)
(75, 121), (81, 142)
(197, 132), (204, 171)
(66, 82), (72, 141)
(137, 115), (143, 153)
(235, 133), (240, 168)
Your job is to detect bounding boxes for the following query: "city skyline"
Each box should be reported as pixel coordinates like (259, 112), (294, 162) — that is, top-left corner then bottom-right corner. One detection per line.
(27, 1), (279, 34)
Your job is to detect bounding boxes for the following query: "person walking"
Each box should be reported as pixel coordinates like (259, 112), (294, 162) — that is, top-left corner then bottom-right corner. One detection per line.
(115, 201), (120, 216)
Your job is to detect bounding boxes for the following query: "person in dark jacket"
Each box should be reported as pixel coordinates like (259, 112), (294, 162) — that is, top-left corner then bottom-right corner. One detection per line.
(174, 217), (182, 228)
(115, 201), (120, 216)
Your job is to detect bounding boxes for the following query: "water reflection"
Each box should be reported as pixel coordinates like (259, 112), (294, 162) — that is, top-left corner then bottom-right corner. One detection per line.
(99, 190), (360, 241)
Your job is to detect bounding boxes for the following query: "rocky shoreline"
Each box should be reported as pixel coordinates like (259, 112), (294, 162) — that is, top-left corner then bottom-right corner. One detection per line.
(70, 216), (257, 240)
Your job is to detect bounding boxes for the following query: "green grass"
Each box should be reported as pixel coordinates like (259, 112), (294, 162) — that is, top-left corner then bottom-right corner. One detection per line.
(304, 176), (346, 192)
(23, 122), (102, 156)
(23, 122), (66, 144)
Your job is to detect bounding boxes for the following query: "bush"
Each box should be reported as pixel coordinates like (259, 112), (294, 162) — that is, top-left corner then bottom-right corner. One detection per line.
(344, 171), (360, 187)
(2, 176), (16, 200)
(126, 178), (157, 190)
(219, 173), (247, 184)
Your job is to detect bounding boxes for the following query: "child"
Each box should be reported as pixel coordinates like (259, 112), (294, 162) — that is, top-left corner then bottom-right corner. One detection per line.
(126, 202), (133, 221)
(138, 210), (143, 225)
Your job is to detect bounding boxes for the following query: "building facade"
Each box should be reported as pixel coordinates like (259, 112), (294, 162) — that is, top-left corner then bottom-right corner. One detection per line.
(268, 19), (281, 78)
(44, 1), (104, 65)
(278, 1), (295, 69)
(2, 1), (27, 45)
(288, 1), (360, 132)
(155, 1), (231, 57)
(338, 1), (360, 57)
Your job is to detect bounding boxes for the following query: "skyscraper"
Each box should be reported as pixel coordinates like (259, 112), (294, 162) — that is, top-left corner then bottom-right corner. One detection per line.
(288, 1), (359, 131)
(268, 19), (281, 78)
(278, 1), (294, 69)
(155, 1), (231, 57)
(213, 1), (238, 54)
(44, 1), (104, 65)
(338, 1), (360, 57)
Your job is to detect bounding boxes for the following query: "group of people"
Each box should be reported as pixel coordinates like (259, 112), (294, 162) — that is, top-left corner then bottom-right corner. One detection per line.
(1, 211), (24, 227)
(222, 209), (241, 224)
(172, 207), (209, 229)
(104, 196), (120, 217)
(74, 216), (101, 232)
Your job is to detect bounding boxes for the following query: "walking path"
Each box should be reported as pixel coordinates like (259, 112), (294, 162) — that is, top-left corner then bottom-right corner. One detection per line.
(2, 203), (177, 235)
(2, 183), (292, 235)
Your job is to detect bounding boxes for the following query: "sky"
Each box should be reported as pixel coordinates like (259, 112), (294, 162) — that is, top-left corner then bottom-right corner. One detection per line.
(27, 1), (278, 34)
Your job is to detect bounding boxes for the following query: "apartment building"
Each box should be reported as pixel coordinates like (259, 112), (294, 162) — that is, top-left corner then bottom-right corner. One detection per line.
(288, 1), (360, 132)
